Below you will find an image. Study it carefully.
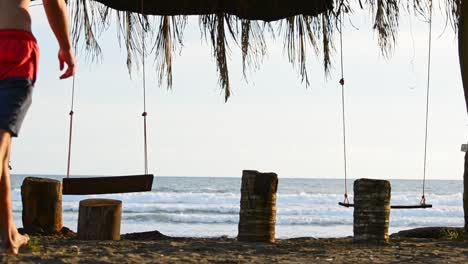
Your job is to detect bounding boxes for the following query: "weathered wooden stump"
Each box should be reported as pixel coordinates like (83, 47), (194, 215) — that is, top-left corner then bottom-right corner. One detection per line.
(21, 177), (63, 234)
(237, 170), (278, 243)
(78, 199), (122, 240)
(353, 178), (391, 243)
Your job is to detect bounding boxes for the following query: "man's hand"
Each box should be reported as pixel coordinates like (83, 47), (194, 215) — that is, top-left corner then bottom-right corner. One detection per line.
(43, 0), (75, 79)
(58, 48), (75, 79)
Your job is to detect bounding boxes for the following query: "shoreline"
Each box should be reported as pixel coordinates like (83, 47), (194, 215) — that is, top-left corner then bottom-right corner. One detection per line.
(3, 228), (466, 263)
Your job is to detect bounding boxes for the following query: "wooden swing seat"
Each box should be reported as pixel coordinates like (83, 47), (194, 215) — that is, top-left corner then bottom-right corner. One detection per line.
(338, 202), (432, 209)
(62, 174), (154, 195)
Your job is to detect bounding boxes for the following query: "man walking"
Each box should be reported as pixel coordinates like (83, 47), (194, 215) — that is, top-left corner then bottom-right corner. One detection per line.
(0, 0), (75, 254)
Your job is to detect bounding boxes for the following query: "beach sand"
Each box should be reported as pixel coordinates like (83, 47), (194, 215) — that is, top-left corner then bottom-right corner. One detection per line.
(1, 229), (467, 263)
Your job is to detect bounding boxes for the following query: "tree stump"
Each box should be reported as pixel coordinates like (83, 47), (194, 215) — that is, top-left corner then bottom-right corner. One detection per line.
(21, 177), (63, 234)
(237, 170), (278, 243)
(78, 199), (122, 240)
(353, 178), (391, 243)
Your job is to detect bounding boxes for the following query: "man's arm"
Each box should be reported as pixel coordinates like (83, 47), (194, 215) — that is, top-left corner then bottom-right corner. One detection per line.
(42, 0), (75, 79)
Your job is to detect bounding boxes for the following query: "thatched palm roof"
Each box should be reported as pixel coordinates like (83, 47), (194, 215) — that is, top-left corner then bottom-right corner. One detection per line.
(70, 0), (461, 101)
(92, 0), (332, 21)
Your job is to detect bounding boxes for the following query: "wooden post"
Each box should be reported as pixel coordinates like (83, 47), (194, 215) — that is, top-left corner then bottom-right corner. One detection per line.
(459, 0), (468, 113)
(78, 199), (122, 240)
(21, 177), (63, 234)
(462, 144), (468, 231)
(459, 0), (468, 232)
(237, 170), (278, 243)
(353, 178), (391, 243)
(464, 152), (468, 231)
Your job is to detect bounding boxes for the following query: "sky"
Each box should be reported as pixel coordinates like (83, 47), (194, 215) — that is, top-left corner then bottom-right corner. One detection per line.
(10, 2), (467, 180)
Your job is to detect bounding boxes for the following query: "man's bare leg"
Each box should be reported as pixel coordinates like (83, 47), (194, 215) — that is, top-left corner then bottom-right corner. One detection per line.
(0, 129), (29, 254)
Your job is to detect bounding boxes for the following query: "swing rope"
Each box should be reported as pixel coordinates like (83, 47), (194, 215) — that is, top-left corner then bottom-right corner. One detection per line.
(421, 0), (434, 206)
(338, 2), (433, 206)
(66, 3), (150, 178)
(339, 9), (349, 205)
(141, 0), (149, 175)
(66, 45), (78, 180)
(61, 1), (154, 195)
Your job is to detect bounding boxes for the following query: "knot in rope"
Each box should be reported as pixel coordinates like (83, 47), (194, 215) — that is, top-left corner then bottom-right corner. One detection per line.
(343, 193), (349, 204)
(339, 78), (345, 86)
(142, 112), (148, 117)
(420, 195), (426, 205)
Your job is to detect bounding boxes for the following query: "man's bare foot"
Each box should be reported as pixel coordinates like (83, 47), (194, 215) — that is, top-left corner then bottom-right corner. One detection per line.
(5, 233), (29, 255)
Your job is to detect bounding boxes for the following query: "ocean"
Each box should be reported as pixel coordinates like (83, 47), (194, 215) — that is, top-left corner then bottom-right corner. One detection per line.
(11, 175), (464, 238)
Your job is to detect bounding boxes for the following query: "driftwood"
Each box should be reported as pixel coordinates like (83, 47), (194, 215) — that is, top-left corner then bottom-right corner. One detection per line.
(78, 199), (122, 240)
(391, 227), (465, 239)
(122, 230), (171, 241)
(237, 170), (278, 243)
(21, 177), (63, 234)
(353, 179), (391, 243)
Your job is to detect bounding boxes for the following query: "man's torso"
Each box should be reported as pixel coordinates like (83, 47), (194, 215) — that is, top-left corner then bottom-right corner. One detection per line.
(0, 1), (38, 82)
(0, 0), (32, 32)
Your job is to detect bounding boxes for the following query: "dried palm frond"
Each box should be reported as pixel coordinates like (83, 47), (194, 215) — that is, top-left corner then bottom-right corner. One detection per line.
(200, 14), (232, 102)
(322, 12), (334, 75)
(280, 14), (328, 86)
(155, 16), (171, 88)
(121, 12), (140, 73)
(371, 0), (400, 57)
(149, 16), (187, 88)
(445, 0), (461, 29)
(70, 0), (102, 59)
(241, 20), (267, 79)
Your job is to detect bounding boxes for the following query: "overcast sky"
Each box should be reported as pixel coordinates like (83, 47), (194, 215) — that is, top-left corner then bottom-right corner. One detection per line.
(11, 3), (466, 180)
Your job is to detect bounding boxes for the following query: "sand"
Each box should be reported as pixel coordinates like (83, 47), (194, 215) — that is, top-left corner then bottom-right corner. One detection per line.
(1, 229), (468, 263)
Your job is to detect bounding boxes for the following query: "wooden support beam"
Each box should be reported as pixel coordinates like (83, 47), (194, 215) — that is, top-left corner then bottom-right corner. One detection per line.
(462, 143), (468, 231)
(91, 0), (332, 21)
(460, 0), (468, 231)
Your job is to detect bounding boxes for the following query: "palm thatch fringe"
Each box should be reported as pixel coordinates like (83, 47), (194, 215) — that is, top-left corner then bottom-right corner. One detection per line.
(373, 0), (400, 56)
(70, 0), (102, 59)
(153, 16), (181, 88)
(322, 12), (333, 75)
(241, 20), (267, 80)
(70, 0), (461, 100)
(200, 14), (234, 101)
(446, 0), (461, 29)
